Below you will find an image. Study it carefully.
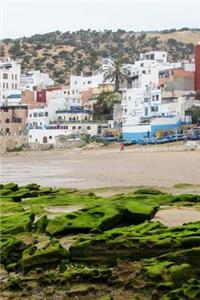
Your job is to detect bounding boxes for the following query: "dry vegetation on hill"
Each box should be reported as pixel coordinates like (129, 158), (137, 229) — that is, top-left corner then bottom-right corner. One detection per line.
(1, 29), (200, 85)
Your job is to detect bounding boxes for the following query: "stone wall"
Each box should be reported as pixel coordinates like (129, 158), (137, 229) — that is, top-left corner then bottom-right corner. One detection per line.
(0, 135), (29, 153)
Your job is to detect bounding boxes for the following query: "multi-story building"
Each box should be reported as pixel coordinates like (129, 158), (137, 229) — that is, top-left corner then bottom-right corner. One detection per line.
(0, 104), (28, 135)
(20, 70), (54, 91)
(0, 58), (21, 102)
(121, 51), (195, 141)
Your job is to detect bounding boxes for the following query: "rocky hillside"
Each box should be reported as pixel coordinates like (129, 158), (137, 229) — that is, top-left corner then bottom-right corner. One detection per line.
(1, 28), (200, 85)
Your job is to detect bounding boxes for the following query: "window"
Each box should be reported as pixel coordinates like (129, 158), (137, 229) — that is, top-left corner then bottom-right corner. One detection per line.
(152, 96), (155, 101)
(78, 126), (82, 129)
(12, 74), (14, 80)
(87, 126), (91, 130)
(15, 75), (17, 80)
(12, 83), (14, 89)
(72, 126), (76, 129)
(3, 83), (5, 88)
(45, 112), (48, 117)
(35, 139), (38, 142)
(156, 95), (159, 101)
(6, 83), (8, 89)
(49, 136), (52, 139)
(29, 135), (32, 138)
(15, 84), (17, 89)
(3, 73), (8, 79)
(142, 70), (146, 74)
(33, 113), (37, 117)
(88, 81), (91, 84)
(75, 81), (77, 84)
(29, 114), (32, 117)
(38, 112), (44, 117)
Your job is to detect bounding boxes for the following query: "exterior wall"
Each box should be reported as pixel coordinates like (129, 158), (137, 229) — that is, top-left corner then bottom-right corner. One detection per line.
(122, 124), (150, 140)
(0, 135), (28, 153)
(195, 44), (200, 92)
(0, 58), (21, 101)
(0, 105), (28, 135)
(20, 70), (54, 90)
(37, 90), (46, 103)
(55, 110), (93, 122)
(122, 117), (182, 140)
(21, 90), (36, 108)
(28, 123), (103, 144)
(70, 73), (104, 91)
(27, 107), (49, 129)
(151, 117), (182, 136)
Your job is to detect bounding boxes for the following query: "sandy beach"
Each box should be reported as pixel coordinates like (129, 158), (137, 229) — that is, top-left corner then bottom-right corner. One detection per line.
(1, 145), (200, 189)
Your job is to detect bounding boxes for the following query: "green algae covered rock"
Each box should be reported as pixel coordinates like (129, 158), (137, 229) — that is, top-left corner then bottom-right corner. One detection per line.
(0, 212), (34, 235)
(46, 201), (158, 237)
(23, 183), (40, 190)
(172, 194), (200, 203)
(20, 240), (69, 271)
(0, 236), (26, 266)
(160, 279), (200, 300)
(134, 188), (166, 195)
(70, 221), (200, 264)
(34, 215), (48, 233)
(2, 182), (19, 191)
(62, 265), (111, 282)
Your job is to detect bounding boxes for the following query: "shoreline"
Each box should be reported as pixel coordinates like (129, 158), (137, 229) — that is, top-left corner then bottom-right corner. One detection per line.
(1, 144), (200, 190)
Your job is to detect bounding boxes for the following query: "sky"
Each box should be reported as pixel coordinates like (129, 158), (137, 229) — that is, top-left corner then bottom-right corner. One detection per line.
(1, 0), (200, 39)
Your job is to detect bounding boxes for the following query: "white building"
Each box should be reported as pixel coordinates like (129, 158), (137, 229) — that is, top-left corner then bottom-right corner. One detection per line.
(121, 51), (191, 141)
(20, 70), (54, 91)
(70, 73), (104, 91)
(0, 58), (21, 102)
(28, 122), (108, 144)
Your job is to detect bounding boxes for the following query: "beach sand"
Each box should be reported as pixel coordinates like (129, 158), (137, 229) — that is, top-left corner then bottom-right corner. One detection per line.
(1, 145), (200, 189)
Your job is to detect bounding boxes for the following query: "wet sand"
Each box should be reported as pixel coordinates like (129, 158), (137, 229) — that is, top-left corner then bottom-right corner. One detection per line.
(154, 207), (200, 227)
(1, 147), (200, 189)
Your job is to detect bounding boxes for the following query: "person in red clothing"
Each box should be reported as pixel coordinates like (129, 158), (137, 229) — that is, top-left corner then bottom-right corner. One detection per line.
(120, 143), (125, 151)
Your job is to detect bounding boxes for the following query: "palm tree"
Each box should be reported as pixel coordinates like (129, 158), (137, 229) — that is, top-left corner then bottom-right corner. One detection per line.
(103, 58), (129, 92)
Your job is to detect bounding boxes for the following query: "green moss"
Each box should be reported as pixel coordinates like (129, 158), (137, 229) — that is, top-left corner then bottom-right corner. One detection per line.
(34, 215), (48, 233)
(70, 222), (200, 264)
(0, 201), (24, 214)
(3, 182), (18, 191)
(134, 188), (166, 195)
(0, 236), (26, 266)
(144, 261), (174, 278)
(172, 194), (200, 203)
(23, 183), (40, 190)
(20, 240), (69, 271)
(0, 212), (34, 235)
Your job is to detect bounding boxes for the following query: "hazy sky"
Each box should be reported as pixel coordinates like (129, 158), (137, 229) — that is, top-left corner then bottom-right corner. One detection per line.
(1, 0), (200, 39)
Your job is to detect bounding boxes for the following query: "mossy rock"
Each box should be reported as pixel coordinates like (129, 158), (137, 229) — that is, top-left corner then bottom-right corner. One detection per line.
(70, 222), (200, 264)
(172, 194), (200, 203)
(0, 236), (26, 266)
(63, 265), (111, 282)
(160, 279), (200, 300)
(20, 241), (69, 271)
(23, 183), (40, 190)
(0, 201), (24, 214)
(46, 201), (158, 237)
(0, 212), (34, 235)
(34, 215), (48, 233)
(11, 188), (39, 202)
(3, 182), (18, 191)
(134, 188), (166, 195)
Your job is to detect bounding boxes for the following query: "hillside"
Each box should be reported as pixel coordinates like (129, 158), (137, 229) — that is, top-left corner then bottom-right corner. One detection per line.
(1, 29), (200, 86)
